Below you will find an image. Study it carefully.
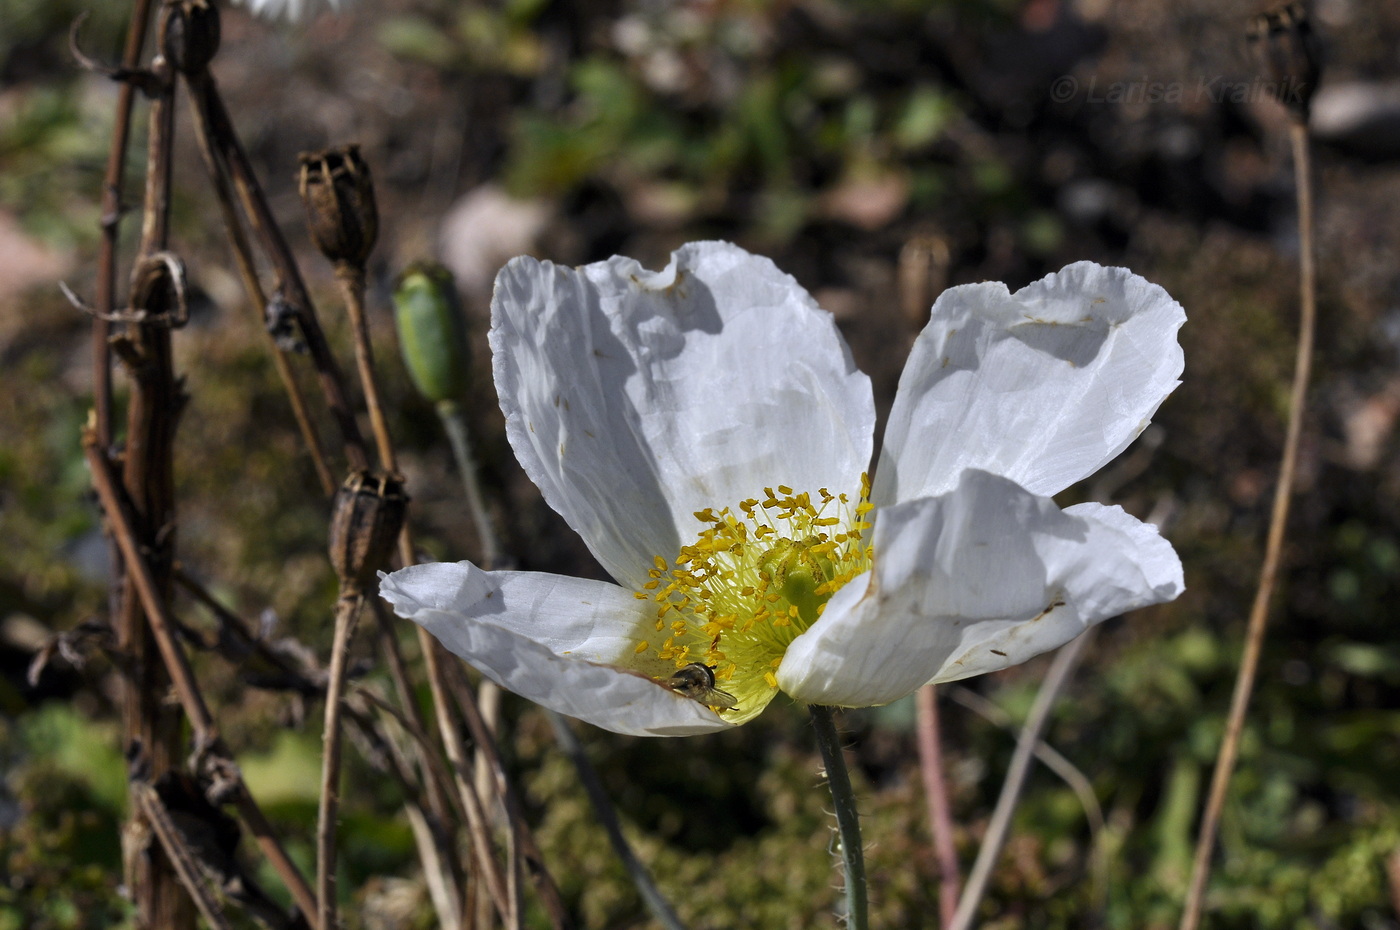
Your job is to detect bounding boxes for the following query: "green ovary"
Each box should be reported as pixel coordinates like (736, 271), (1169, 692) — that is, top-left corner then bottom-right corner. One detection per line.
(633, 477), (873, 724)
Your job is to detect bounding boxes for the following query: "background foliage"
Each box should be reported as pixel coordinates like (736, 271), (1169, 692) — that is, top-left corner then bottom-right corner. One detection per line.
(4, 0), (1400, 927)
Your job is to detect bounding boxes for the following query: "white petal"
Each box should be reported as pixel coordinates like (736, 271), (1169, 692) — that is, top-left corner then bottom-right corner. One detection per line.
(491, 241), (874, 590)
(777, 470), (1183, 707)
(380, 562), (731, 736)
(874, 262), (1185, 504)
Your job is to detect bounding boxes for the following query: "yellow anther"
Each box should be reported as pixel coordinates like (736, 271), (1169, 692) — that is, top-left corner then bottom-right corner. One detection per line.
(637, 477), (872, 713)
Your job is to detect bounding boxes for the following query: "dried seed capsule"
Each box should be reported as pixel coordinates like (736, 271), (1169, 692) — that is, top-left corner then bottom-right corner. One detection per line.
(1246, 2), (1323, 122)
(298, 145), (379, 267)
(328, 470), (407, 591)
(392, 263), (470, 405)
(160, 0), (221, 76)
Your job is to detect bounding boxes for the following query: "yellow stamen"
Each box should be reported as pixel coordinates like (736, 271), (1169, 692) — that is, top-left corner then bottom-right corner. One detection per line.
(636, 475), (873, 721)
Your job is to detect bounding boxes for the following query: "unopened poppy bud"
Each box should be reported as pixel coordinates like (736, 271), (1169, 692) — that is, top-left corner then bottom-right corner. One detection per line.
(328, 470), (407, 591)
(159, 0), (221, 76)
(392, 263), (471, 405)
(298, 145), (378, 267)
(1246, 2), (1322, 122)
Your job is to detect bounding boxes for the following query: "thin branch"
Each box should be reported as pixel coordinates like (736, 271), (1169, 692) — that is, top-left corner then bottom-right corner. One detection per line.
(948, 632), (1092, 930)
(187, 73), (369, 472)
(182, 71), (335, 496)
(336, 266), (397, 475)
(83, 426), (319, 927)
(943, 686), (1105, 838)
(448, 667), (574, 930)
(316, 594), (366, 930)
(548, 712), (683, 930)
(133, 780), (235, 930)
(1177, 117), (1317, 930)
(86, 426), (213, 733)
(916, 685), (961, 927)
(89, 0), (155, 449)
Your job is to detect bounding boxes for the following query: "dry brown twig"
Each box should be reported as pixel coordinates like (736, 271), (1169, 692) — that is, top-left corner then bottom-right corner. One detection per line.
(83, 424), (320, 925)
(916, 685), (961, 927)
(1179, 7), (1321, 927)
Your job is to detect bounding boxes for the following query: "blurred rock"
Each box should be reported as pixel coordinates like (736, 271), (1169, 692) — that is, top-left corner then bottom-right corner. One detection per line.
(1338, 377), (1400, 471)
(818, 171), (910, 231)
(0, 210), (67, 302)
(436, 184), (553, 294)
(1311, 80), (1400, 160)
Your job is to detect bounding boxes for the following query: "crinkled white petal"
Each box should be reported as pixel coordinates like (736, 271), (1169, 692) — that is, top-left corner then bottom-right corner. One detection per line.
(874, 262), (1185, 505)
(777, 469), (1183, 707)
(491, 241), (874, 590)
(380, 562), (730, 737)
(232, 0), (351, 21)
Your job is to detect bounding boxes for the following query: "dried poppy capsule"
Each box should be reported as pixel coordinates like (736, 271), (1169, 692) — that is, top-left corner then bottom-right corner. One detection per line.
(298, 145), (379, 268)
(328, 470), (407, 591)
(160, 0), (221, 76)
(392, 263), (471, 406)
(1246, 2), (1323, 122)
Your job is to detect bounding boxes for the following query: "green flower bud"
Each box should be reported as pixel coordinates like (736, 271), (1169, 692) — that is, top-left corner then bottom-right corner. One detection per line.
(392, 263), (471, 405)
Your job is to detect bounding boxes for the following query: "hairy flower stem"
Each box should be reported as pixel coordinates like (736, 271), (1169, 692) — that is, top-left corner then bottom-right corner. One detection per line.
(1178, 117), (1317, 930)
(437, 400), (501, 570)
(948, 632), (1092, 930)
(547, 712), (687, 930)
(317, 592), (366, 930)
(810, 705), (868, 930)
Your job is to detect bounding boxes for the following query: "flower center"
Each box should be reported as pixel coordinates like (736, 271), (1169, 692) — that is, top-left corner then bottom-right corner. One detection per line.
(634, 476), (873, 722)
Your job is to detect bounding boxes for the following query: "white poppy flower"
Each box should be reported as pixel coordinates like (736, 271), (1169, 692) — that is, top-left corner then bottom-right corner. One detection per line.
(380, 242), (1186, 736)
(232, 0), (352, 22)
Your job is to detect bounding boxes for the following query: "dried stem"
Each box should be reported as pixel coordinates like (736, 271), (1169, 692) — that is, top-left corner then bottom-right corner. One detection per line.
(948, 632), (1091, 930)
(330, 247), (520, 929)
(91, 0), (155, 448)
(112, 46), (193, 926)
(548, 712), (683, 930)
(336, 265), (398, 474)
(943, 685), (1105, 839)
(83, 426), (319, 926)
(133, 781), (234, 930)
(187, 74), (369, 472)
(434, 397), (509, 907)
(1177, 117), (1317, 930)
(433, 676), (513, 924)
(182, 71), (335, 496)
(916, 685), (960, 927)
(87, 425), (212, 733)
(447, 667), (573, 930)
(316, 593), (366, 930)
(366, 598), (456, 822)
(344, 694), (465, 930)
(809, 705), (867, 930)
(334, 254), (514, 928)
(188, 63), (476, 930)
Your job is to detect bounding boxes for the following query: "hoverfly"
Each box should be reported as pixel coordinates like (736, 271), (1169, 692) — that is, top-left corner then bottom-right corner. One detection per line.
(663, 663), (739, 711)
